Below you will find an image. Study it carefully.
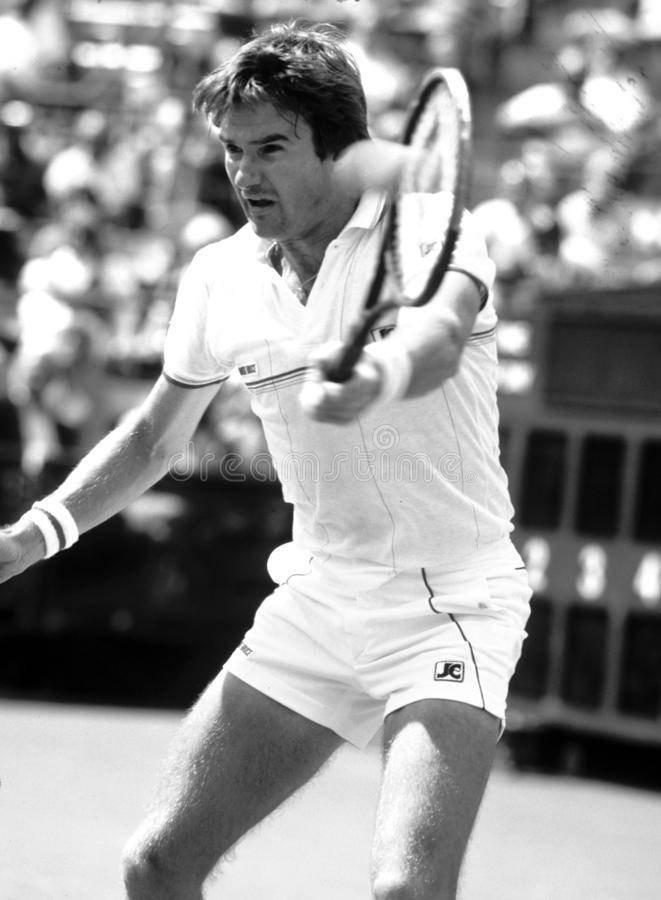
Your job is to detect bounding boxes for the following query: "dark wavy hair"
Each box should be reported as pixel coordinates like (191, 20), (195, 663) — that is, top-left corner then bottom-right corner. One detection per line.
(192, 21), (369, 160)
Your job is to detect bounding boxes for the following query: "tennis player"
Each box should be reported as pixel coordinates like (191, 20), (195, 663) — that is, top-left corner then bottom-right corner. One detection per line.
(0, 22), (531, 900)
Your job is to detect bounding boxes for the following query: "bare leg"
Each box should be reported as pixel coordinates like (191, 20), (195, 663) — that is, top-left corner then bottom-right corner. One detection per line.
(371, 699), (499, 900)
(122, 671), (343, 899)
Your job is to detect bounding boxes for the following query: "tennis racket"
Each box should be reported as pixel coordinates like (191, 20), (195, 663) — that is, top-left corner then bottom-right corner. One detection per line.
(325, 67), (472, 383)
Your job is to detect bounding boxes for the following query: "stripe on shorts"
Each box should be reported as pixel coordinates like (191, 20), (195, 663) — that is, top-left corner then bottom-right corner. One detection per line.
(421, 567), (487, 710)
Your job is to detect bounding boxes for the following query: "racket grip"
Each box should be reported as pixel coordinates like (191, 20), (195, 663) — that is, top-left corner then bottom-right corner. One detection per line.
(324, 302), (396, 384)
(323, 338), (366, 384)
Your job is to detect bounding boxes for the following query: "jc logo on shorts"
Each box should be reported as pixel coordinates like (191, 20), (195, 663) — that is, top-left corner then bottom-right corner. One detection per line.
(434, 661), (465, 682)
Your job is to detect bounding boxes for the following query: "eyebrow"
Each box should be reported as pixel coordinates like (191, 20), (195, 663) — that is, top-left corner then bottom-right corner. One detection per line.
(219, 132), (291, 146)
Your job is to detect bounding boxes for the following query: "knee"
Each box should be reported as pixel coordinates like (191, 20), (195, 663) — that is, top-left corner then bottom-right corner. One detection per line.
(372, 868), (458, 900)
(122, 841), (168, 897)
(122, 836), (202, 900)
(372, 875), (410, 900)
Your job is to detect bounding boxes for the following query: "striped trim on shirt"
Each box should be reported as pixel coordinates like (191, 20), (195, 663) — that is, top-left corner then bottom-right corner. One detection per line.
(466, 326), (496, 345)
(163, 372), (230, 389)
(245, 366), (311, 395)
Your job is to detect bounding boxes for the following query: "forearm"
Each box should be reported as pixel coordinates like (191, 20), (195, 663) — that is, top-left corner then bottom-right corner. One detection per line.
(46, 411), (175, 533)
(370, 271), (482, 400)
(1, 375), (220, 583)
(0, 414), (173, 580)
(397, 309), (468, 398)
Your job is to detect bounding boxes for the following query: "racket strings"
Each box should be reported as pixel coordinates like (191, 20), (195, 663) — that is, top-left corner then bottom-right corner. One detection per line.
(390, 83), (460, 300)
(325, 68), (471, 382)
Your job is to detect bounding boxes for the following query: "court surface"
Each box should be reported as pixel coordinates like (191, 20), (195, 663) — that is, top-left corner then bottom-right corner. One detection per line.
(1, 699), (660, 899)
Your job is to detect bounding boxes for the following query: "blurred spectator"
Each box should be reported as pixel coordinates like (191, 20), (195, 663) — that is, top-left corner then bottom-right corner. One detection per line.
(473, 159), (540, 282)
(492, 5), (661, 292)
(0, 100), (46, 220)
(193, 129), (246, 232)
(566, 10), (653, 135)
(7, 287), (110, 477)
(140, 95), (190, 229)
(177, 209), (233, 255)
(43, 109), (109, 197)
(470, 0), (531, 85)
(0, 187), (24, 287)
(495, 7), (651, 136)
(473, 150), (566, 313)
(344, 17), (413, 133)
(0, 0), (70, 101)
(42, 108), (146, 226)
(496, 9), (642, 134)
(23, 185), (177, 360)
(0, 0), (40, 95)
(556, 144), (631, 285)
(25, 188), (106, 302)
(636, 0), (661, 39)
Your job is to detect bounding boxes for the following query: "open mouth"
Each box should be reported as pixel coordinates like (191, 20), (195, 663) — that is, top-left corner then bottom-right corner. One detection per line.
(246, 198), (275, 209)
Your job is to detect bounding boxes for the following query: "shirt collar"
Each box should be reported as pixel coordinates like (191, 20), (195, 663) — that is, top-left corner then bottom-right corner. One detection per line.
(340, 189), (387, 234)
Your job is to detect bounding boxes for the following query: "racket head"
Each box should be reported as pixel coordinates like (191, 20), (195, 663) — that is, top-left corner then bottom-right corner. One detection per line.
(323, 68), (472, 383)
(383, 67), (472, 308)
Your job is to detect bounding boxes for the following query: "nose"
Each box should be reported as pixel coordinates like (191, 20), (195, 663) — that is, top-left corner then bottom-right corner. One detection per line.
(232, 155), (262, 190)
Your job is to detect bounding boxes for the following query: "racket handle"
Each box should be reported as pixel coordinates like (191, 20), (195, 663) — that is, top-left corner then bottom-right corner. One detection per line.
(323, 325), (371, 383)
(323, 299), (398, 383)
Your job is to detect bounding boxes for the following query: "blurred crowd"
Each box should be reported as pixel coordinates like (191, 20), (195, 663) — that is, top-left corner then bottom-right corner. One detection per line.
(474, 1), (661, 315)
(0, 0), (659, 487)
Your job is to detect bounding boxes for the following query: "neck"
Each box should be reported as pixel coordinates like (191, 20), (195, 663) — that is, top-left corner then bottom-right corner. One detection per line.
(279, 192), (358, 278)
(269, 243), (321, 305)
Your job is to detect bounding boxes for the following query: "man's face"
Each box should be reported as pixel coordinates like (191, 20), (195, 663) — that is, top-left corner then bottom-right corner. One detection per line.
(218, 102), (336, 243)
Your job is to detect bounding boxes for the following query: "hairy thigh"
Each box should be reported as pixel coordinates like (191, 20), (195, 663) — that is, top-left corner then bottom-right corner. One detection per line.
(372, 699), (499, 896)
(128, 670), (343, 882)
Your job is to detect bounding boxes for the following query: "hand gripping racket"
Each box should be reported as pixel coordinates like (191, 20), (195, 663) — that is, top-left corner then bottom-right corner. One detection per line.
(325, 67), (472, 383)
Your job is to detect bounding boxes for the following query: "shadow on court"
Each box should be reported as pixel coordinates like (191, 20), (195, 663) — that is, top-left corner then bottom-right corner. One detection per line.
(505, 726), (661, 794)
(0, 631), (237, 710)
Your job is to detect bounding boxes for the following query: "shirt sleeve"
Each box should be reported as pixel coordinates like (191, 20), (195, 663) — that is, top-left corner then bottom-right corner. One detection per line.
(162, 251), (233, 388)
(447, 208), (497, 309)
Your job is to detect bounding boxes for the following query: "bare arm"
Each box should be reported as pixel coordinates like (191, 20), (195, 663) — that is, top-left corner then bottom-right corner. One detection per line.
(386, 270), (481, 397)
(335, 139), (420, 196)
(0, 374), (222, 582)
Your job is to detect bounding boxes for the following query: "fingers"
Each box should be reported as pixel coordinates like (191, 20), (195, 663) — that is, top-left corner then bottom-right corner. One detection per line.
(300, 354), (382, 423)
(307, 340), (344, 377)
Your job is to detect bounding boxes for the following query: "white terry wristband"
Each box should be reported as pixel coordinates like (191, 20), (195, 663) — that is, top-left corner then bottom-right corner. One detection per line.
(32, 498), (79, 550)
(364, 338), (413, 404)
(20, 508), (61, 559)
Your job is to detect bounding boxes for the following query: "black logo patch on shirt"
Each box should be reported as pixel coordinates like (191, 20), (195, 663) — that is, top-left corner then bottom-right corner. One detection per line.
(238, 363), (258, 376)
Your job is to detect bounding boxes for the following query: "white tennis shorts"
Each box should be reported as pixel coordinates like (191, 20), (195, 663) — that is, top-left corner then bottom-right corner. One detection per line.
(224, 538), (532, 748)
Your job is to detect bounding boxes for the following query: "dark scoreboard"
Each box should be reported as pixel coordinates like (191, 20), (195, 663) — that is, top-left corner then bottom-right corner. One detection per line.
(541, 288), (661, 417)
(498, 286), (661, 745)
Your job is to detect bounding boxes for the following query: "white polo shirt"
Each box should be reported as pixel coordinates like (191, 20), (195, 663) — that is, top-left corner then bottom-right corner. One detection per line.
(163, 190), (514, 571)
